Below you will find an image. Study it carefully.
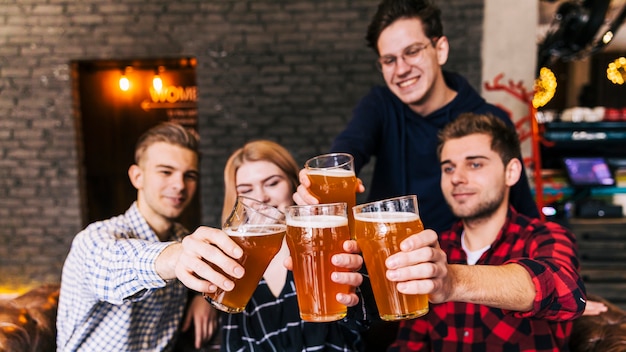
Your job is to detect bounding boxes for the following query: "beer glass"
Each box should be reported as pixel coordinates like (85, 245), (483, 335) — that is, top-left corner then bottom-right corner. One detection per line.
(352, 195), (429, 321)
(204, 196), (286, 313)
(285, 203), (351, 322)
(305, 153), (357, 237)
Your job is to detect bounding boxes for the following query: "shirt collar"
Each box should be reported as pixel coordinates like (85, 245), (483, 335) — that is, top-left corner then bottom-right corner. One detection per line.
(450, 206), (520, 248)
(125, 202), (188, 242)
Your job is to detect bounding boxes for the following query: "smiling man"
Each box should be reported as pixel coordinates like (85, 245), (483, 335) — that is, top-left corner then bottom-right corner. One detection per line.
(315, 0), (539, 234)
(57, 122), (217, 351)
(381, 113), (585, 351)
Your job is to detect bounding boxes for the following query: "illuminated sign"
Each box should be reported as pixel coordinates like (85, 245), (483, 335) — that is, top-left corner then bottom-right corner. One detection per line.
(142, 86), (197, 111)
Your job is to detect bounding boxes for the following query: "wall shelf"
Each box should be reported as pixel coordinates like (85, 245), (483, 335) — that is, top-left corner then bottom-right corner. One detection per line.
(542, 121), (626, 142)
(534, 186), (626, 196)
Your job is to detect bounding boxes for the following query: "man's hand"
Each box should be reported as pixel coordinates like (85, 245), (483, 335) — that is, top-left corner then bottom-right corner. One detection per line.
(384, 229), (450, 302)
(293, 168), (320, 205)
(174, 226), (245, 294)
(583, 300), (608, 316)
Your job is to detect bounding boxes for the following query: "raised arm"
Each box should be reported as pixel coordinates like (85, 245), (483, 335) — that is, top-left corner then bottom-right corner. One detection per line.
(384, 229), (535, 311)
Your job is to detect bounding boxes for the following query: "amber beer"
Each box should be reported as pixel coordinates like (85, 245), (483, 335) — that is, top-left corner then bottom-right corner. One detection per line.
(305, 153), (357, 236)
(204, 196), (285, 313)
(205, 225), (286, 313)
(286, 203), (351, 322)
(353, 195), (429, 321)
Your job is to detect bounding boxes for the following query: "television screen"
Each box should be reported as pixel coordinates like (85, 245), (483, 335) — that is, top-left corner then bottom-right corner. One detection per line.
(563, 157), (615, 187)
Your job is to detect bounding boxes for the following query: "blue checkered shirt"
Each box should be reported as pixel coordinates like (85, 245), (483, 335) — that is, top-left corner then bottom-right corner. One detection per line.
(56, 202), (189, 351)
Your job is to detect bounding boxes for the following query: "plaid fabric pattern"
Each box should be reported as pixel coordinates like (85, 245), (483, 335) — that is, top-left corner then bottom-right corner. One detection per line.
(221, 270), (365, 351)
(389, 207), (586, 352)
(57, 202), (189, 352)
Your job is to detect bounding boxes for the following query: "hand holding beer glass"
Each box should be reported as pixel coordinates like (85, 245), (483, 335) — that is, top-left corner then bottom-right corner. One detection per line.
(305, 153), (358, 236)
(204, 196), (286, 313)
(353, 195), (429, 321)
(285, 203), (352, 322)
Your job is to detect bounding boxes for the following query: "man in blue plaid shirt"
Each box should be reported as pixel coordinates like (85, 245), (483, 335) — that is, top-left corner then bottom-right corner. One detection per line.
(57, 122), (223, 351)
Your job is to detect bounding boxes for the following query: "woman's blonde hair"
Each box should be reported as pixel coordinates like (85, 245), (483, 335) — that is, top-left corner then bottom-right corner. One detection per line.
(222, 140), (300, 222)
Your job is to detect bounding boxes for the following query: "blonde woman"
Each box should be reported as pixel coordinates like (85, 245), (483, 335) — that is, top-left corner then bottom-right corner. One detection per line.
(220, 140), (365, 351)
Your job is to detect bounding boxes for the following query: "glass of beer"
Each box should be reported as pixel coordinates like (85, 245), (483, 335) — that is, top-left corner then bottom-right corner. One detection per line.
(204, 196), (286, 313)
(285, 202), (351, 322)
(305, 153), (357, 237)
(352, 195), (429, 321)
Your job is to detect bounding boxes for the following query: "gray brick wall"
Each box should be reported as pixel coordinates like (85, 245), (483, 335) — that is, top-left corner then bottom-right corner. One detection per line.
(0, 0), (484, 290)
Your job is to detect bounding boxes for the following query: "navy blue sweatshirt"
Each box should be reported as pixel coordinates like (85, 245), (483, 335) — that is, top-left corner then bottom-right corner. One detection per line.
(331, 71), (540, 233)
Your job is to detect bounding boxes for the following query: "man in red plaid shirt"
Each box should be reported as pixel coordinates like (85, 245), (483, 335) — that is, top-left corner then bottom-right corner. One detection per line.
(329, 112), (586, 351)
(379, 112), (586, 351)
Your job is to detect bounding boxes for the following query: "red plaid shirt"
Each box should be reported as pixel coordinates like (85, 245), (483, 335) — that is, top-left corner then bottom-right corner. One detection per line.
(389, 207), (586, 352)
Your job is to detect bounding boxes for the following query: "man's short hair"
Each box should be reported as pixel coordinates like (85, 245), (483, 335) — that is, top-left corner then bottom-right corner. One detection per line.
(437, 113), (521, 166)
(366, 0), (443, 55)
(134, 122), (199, 165)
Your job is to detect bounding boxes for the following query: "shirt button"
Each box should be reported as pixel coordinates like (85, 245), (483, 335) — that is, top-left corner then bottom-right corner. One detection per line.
(464, 331), (470, 337)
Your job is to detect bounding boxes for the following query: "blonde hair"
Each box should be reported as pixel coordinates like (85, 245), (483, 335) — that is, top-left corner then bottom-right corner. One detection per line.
(222, 140), (300, 222)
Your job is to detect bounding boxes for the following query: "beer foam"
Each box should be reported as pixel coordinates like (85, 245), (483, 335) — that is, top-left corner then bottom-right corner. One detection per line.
(307, 168), (355, 177)
(354, 211), (419, 223)
(286, 214), (348, 228)
(225, 224), (286, 236)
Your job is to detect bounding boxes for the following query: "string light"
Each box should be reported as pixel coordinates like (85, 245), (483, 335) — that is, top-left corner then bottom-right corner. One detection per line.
(606, 57), (626, 85)
(119, 66), (132, 91)
(533, 67), (557, 108)
(119, 76), (130, 91)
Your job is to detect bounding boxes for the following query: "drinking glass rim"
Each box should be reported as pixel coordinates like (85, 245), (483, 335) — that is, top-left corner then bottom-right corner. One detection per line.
(286, 202), (348, 218)
(237, 195), (285, 222)
(352, 195), (418, 213)
(304, 153), (354, 170)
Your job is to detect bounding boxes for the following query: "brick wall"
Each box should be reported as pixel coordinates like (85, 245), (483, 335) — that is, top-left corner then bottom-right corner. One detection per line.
(0, 0), (485, 290)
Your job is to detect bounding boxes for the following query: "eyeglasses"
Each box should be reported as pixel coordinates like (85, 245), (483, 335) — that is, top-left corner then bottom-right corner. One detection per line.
(376, 41), (435, 72)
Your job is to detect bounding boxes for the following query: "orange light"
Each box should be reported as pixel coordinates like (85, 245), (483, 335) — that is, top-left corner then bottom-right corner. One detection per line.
(533, 67), (557, 108)
(119, 75), (130, 91)
(119, 66), (133, 91)
(607, 57), (626, 85)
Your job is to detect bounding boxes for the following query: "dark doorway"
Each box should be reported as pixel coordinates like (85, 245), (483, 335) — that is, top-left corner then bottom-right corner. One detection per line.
(72, 57), (201, 230)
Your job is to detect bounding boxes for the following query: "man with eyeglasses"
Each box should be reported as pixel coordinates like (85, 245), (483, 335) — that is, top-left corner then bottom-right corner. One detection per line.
(294, 0), (540, 350)
(297, 0), (538, 236)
